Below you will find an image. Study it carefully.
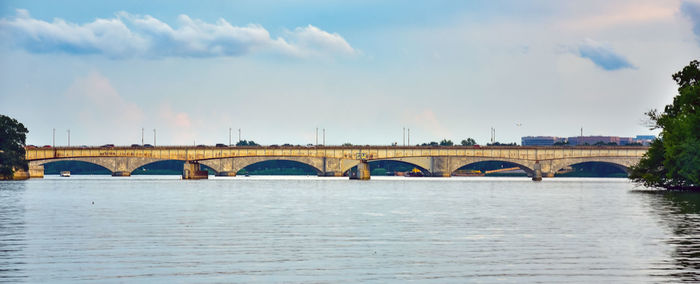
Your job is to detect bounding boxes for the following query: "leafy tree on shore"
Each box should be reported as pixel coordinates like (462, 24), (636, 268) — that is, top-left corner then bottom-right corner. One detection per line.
(629, 60), (700, 190)
(439, 139), (454, 146)
(0, 115), (28, 179)
(235, 140), (259, 146)
(461, 138), (477, 146)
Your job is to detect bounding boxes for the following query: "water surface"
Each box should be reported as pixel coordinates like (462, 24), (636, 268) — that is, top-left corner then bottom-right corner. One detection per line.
(1, 176), (699, 282)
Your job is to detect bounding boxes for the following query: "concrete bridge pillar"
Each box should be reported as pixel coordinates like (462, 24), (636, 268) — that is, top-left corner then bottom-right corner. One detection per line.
(28, 165), (44, 178)
(111, 157), (133, 176)
(183, 161), (208, 180)
(430, 157), (452, 177)
(532, 161), (542, 181)
(353, 161), (371, 180)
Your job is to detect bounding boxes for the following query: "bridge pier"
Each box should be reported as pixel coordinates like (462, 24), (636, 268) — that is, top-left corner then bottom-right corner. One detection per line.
(430, 157), (452, 177)
(183, 161), (208, 180)
(29, 165), (44, 178)
(532, 162), (542, 181)
(350, 161), (371, 180)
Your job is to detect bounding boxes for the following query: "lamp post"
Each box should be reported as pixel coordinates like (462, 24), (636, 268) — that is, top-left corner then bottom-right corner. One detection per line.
(323, 128), (325, 146)
(52, 128), (55, 147)
(229, 128), (232, 146)
(67, 129), (70, 147)
(141, 128), (144, 146)
(153, 129), (156, 146)
(407, 128), (410, 145)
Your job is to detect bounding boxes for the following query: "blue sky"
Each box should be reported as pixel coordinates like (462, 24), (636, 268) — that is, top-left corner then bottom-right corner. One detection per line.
(1, 0), (700, 146)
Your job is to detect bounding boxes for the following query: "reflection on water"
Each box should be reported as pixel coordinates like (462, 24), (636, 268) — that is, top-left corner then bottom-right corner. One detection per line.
(636, 190), (700, 282)
(0, 176), (699, 282)
(0, 182), (26, 282)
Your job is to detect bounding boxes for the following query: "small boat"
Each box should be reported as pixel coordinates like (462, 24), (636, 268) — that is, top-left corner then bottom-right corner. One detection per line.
(405, 168), (424, 177)
(60, 171), (71, 177)
(453, 170), (485, 177)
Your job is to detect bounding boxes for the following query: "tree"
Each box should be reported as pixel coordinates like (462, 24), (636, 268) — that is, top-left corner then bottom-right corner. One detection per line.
(439, 139), (454, 146)
(630, 60), (700, 190)
(461, 138), (477, 146)
(0, 114), (29, 179)
(235, 140), (259, 146)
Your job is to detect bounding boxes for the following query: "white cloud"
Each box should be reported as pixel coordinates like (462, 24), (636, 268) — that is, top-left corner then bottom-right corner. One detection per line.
(0, 9), (356, 59)
(282, 25), (358, 58)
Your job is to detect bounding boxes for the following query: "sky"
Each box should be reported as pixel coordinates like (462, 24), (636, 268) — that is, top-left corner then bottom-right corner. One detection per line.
(1, 0), (699, 146)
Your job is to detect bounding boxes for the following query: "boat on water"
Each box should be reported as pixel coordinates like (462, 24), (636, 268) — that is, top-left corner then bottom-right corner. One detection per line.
(405, 168), (424, 177)
(60, 171), (70, 177)
(453, 169), (485, 177)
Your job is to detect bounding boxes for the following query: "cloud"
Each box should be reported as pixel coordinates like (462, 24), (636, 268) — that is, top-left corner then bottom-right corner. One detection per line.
(574, 38), (635, 71)
(0, 9), (356, 59)
(682, 0), (700, 42)
(564, 2), (677, 30)
(282, 25), (358, 58)
(64, 72), (144, 140)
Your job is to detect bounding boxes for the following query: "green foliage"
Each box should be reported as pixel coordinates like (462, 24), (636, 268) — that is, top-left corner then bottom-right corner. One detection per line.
(0, 114), (28, 178)
(439, 139), (454, 146)
(630, 60), (700, 189)
(461, 138), (477, 146)
(553, 141), (569, 146)
(236, 140), (259, 146)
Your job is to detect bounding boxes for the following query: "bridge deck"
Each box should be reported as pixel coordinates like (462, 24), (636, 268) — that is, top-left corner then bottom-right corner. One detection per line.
(26, 146), (648, 161)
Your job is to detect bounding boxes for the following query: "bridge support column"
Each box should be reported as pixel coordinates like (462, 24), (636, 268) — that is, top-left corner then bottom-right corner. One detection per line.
(183, 161), (208, 180)
(29, 165), (44, 178)
(350, 161), (371, 180)
(112, 157), (133, 177)
(532, 161), (542, 181)
(430, 157), (452, 177)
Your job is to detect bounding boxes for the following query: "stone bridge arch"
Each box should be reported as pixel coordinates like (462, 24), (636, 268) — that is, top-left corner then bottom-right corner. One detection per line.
(367, 157), (433, 175)
(29, 157), (170, 176)
(199, 156), (360, 176)
(550, 157), (641, 175)
(447, 157), (536, 176)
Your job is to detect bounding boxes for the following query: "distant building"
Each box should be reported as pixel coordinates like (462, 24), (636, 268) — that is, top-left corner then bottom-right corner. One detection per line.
(634, 135), (656, 145)
(619, 137), (635, 145)
(568, 136), (620, 145)
(521, 136), (566, 146)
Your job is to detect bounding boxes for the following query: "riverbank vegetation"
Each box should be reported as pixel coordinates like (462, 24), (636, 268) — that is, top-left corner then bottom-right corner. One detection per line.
(630, 60), (700, 190)
(0, 115), (28, 179)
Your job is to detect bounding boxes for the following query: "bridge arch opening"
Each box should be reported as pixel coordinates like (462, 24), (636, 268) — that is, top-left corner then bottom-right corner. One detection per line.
(238, 160), (322, 176)
(555, 161), (629, 177)
(453, 160), (533, 177)
(346, 160), (431, 177)
(41, 160), (111, 175)
(129, 160), (216, 175)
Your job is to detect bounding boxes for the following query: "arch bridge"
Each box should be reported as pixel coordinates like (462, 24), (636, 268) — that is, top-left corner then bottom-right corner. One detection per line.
(25, 146), (648, 180)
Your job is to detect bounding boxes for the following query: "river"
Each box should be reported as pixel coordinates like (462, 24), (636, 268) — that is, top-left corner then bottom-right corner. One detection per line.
(1, 176), (698, 283)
